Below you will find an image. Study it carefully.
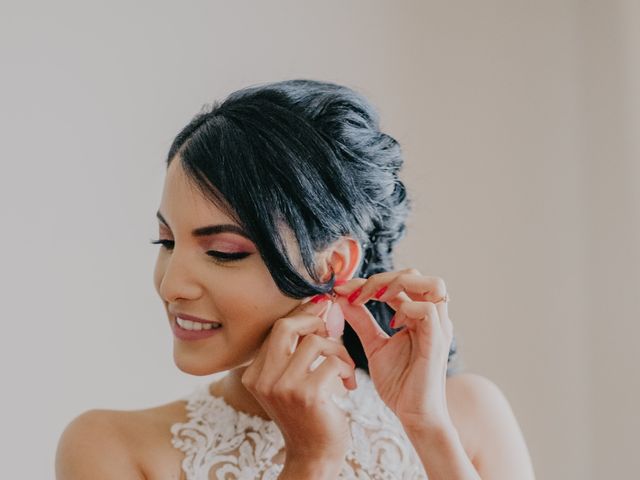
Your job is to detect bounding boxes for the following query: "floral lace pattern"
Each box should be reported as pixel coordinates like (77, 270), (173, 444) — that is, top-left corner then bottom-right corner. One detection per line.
(170, 368), (428, 479)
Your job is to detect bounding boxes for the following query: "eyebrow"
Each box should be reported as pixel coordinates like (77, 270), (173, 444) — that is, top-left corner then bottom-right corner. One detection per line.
(156, 210), (253, 240)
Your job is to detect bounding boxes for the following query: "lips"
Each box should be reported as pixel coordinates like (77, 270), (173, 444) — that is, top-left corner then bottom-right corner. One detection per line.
(170, 310), (220, 324)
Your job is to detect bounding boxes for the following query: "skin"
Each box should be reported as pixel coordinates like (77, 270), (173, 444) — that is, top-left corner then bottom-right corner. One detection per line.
(152, 157), (358, 424)
(55, 155), (536, 479)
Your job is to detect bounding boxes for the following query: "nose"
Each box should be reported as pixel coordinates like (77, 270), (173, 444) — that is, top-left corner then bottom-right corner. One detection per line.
(157, 247), (203, 303)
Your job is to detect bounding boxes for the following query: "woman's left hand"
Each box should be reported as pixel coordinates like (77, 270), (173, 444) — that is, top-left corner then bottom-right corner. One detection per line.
(332, 269), (454, 432)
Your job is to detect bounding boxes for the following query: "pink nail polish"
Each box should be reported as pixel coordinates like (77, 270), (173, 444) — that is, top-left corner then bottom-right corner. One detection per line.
(310, 294), (329, 304)
(348, 287), (363, 304)
(374, 286), (388, 299)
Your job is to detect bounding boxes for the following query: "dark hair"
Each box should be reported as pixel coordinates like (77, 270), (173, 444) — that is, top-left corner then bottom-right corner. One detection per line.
(165, 79), (461, 376)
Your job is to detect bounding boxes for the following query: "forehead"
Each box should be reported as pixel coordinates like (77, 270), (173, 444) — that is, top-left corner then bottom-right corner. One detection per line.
(158, 157), (305, 265)
(159, 158), (236, 226)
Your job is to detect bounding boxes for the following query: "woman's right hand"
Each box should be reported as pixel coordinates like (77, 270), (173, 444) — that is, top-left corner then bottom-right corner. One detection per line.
(240, 297), (357, 467)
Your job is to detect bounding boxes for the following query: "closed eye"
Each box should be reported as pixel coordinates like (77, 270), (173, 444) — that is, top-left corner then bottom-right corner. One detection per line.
(150, 239), (251, 262)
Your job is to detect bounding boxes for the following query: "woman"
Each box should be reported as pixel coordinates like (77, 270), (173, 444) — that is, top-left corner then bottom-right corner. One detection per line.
(56, 79), (536, 479)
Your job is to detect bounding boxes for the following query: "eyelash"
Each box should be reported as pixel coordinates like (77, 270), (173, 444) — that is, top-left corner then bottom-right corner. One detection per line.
(149, 239), (251, 263)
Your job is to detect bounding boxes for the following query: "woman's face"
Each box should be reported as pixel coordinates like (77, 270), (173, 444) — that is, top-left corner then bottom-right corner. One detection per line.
(153, 158), (314, 375)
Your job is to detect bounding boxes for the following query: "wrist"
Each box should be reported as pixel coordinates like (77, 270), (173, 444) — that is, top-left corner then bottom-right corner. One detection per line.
(402, 416), (457, 441)
(403, 420), (467, 464)
(402, 420), (481, 480)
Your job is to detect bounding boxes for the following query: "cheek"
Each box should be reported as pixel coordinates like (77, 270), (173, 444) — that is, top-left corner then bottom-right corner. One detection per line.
(214, 270), (298, 329)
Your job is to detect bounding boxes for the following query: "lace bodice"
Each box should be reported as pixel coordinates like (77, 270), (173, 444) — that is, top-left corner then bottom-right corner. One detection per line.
(170, 368), (428, 479)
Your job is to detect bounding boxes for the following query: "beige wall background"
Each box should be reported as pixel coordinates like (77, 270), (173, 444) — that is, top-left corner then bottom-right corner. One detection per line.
(1, 1), (637, 479)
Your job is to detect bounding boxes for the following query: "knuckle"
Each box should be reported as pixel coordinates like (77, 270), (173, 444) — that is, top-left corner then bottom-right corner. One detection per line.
(324, 355), (342, 367)
(405, 267), (422, 276)
(432, 276), (447, 293)
(281, 385), (309, 406)
(271, 380), (293, 398)
(300, 333), (324, 348)
(254, 380), (272, 398)
(369, 271), (385, 281)
(397, 272), (414, 285)
(396, 299), (420, 317)
(273, 316), (294, 333)
(368, 272), (391, 289)
(423, 301), (438, 314)
(240, 372), (253, 389)
(301, 390), (317, 408)
(321, 343), (350, 363)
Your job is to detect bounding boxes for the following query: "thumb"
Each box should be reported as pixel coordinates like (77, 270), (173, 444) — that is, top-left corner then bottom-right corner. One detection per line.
(297, 296), (332, 318)
(334, 295), (389, 356)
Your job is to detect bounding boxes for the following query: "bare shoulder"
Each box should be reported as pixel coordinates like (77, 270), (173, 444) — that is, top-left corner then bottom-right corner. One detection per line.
(55, 409), (145, 479)
(56, 400), (189, 480)
(445, 372), (536, 479)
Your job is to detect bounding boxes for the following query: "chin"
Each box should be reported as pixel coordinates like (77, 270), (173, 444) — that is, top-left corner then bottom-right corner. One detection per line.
(173, 349), (230, 376)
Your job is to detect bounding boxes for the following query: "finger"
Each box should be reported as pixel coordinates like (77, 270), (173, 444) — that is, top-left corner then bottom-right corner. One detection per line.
(334, 295), (388, 357)
(333, 269), (441, 308)
(284, 333), (355, 380)
(391, 301), (450, 344)
(294, 295), (334, 318)
(303, 355), (358, 393)
(332, 271), (402, 306)
(389, 301), (454, 362)
(242, 324), (283, 390)
(391, 300), (437, 332)
(396, 301), (442, 359)
(242, 301), (330, 390)
(403, 300), (449, 337)
(376, 273), (448, 304)
(276, 298), (334, 351)
(331, 277), (368, 298)
(331, 271), (415, 310)
(376, 289), (413, 313)
(256, 311), (332, 389)
(439, 300), (453, 340)
(333, 287), (413, 314)
(407, 297), (452, 343)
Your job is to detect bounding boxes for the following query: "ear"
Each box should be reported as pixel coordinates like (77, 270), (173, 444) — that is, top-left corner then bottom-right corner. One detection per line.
(318, 236), (363, 283)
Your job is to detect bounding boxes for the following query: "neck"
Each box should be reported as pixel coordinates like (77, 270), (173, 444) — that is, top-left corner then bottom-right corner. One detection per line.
(210, 339), (348, 422)
(211, 365), (272, 421)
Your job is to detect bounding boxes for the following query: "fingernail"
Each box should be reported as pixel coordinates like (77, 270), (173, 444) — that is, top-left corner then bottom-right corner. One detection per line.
(348, 287), (363, 304)
(303, 299), (330, 316)
(390, 314), (396, 329)
(310, 294), (329, 304)
(374, 286), (387, 299)
(334, 278), (347, 287)
(326, 302), (345, 339)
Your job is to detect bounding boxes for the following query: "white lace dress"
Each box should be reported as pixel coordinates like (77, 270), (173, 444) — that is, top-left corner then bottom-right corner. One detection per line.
(170, 367), (428, 479)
